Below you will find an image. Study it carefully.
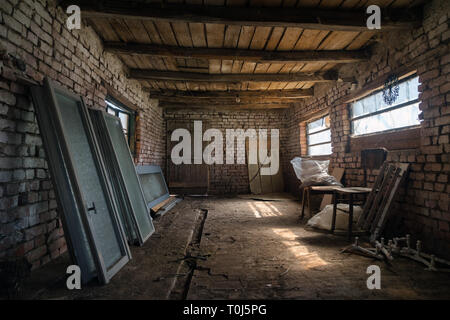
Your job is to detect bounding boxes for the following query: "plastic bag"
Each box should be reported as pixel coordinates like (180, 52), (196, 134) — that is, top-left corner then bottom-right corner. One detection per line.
(290, 157), (343, 188)
(307, 204), (363, 231)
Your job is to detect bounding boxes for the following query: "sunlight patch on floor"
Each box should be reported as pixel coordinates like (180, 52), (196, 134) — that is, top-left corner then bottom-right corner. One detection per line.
(248, 201), (284, 218)
(272, 228), (328, 269)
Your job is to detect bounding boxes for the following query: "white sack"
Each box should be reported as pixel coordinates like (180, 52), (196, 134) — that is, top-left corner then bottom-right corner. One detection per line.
(290, 157), (342, 188)
(306, 204), (363, 231)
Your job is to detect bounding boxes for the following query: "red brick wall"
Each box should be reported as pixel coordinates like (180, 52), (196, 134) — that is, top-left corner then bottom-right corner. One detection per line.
(0, 1), (165, 269)
(164, 108), (288, 194)
(284, 0), (450, 258)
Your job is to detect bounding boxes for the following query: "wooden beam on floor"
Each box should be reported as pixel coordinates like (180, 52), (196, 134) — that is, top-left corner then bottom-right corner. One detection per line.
(65, 1), (421, 31)
(130, 70), (338, 83)
(104, 42), (369, 64)
(148, 89), (314, 99)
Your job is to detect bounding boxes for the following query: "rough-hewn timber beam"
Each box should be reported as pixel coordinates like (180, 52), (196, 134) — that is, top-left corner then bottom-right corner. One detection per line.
(149, 89), (314, 99)
(104, 42), (369, 64)
(159, 102), (291, 110)
(157, 97), (304, 104)
(130, 70), (338, 82)
(63, 1), (421, 31)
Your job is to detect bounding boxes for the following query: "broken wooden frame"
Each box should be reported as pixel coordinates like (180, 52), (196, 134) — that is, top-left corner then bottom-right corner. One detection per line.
(90, 110), (155, 246)
(30, 79), (131, 284)
(355, 162), (410, 243)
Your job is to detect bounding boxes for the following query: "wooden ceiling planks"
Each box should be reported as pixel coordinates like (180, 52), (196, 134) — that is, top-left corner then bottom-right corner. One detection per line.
(80, 0), (421, 96)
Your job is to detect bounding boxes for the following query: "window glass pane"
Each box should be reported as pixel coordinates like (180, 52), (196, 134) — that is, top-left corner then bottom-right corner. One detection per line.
(308, 129), (331, 145)
(307, 115), (330, 134)
(352, 103), (421, 135)
(118, 112), (129, 134)
(308, 143), (332, 156)
(105, 99), (134, 146)
(351, 76), (420, 119)
(107, 107), (116, 116)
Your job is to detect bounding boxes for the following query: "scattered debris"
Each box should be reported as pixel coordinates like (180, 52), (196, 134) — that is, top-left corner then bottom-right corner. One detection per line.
(343, 235), (450, 272)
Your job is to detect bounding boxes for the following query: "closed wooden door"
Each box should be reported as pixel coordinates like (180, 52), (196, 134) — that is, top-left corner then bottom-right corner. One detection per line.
(166, 120), (209, 194)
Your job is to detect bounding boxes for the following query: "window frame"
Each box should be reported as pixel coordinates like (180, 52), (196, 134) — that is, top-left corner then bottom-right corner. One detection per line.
(306, 114), (332, 156)
(105, 95), (137, 156)
(350, 74), (421, 137)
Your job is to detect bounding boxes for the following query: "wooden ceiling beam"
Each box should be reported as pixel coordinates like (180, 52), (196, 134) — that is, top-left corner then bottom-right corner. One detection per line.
(148, 89), (314, 99)
(104, 42), (369, 63)
(65, 1), (421, 31)
(129, 69), (339, 83)
(157, 97), (304, 104)
(159, 102), (291, 110)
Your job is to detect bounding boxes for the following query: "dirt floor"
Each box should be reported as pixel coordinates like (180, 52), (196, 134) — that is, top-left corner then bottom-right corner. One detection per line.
(19, 195), (450, 300)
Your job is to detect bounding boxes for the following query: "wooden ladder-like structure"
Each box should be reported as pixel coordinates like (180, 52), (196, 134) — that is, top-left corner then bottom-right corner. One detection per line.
(356, 162), (410, 243)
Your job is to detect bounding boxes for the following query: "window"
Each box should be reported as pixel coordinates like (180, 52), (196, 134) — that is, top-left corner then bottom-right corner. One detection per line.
(105, 97), (136, 155)
(351, 76), (421, 136)
(307, 115), (332, 156)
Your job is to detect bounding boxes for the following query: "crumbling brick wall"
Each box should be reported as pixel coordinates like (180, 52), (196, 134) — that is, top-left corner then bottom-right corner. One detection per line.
(164, 109), (288, 194)
(0, 1), (165, 269)
(284, 0), (450, 258)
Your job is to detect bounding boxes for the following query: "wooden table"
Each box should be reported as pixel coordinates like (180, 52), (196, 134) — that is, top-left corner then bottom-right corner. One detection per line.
(301, 185), (341, 219)
(331, 187), (372, 241)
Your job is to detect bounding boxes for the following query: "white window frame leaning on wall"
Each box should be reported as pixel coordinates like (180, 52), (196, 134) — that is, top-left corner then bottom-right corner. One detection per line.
(351, 75), (422, 136)
(307, 114), (332, 156)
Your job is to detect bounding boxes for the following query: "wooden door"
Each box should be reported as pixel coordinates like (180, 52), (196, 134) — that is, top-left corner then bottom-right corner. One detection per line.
(166, 120), (209, 194)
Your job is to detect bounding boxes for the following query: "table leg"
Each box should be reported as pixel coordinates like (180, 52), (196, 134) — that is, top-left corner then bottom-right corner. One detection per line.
(331, 192), (337, 233)
(301, 189), (306, 219)
(348, 194), (353, 241)
(307, 188), (311, 217)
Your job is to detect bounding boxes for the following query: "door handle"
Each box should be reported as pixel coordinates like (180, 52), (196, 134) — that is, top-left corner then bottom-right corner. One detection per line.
(87, 202), (97, 214)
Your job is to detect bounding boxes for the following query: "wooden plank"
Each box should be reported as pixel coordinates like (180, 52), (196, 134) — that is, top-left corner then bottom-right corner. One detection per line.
(124, 19), (152, 43)
(157, 97), (306, 104)
(370, 163), (410, 241)
(370, 167), (401, 233)
(318, 31), (360, 50)
(356, 162), (388, 228)
(171, 22), (194, 47)
(159, 102), (291, 110)
(88, 18), (121, 42)
(362, 165), (396, 230)
(271, 167), (284, 192)
(295, 29), (330, 50)
(70, 1), (422, 31)
(189, 23), (207, 47)
(277, 27), (303, 50)
(350, 127), (421, 152)
(129, 69), (339, 82)
(154, 21), (179, 45)
(248, 164), (262, 194)
(148, 88), (314, 98)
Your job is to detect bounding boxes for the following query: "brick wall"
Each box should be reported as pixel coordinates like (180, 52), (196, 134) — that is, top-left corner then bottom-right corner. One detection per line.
(164, 108), (288, 194)
(0, 1), (165, 269)
(284, 0), (450, 258)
